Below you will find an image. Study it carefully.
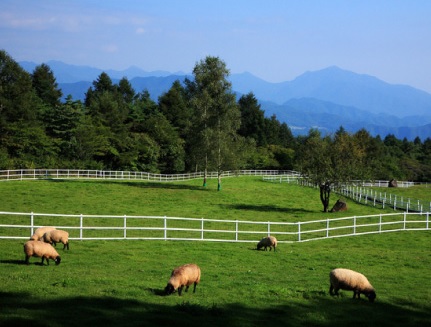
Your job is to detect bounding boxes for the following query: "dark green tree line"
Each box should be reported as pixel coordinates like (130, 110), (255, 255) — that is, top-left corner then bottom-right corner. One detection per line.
(1, 49), (430, 188)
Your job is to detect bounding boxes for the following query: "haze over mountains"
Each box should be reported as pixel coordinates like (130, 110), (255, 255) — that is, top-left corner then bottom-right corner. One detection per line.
(20, 61), (431, 140)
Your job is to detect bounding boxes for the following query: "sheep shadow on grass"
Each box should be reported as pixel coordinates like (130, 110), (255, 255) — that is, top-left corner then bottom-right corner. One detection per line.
(0, 259), (27, 265)
(1, 291), (430, 327)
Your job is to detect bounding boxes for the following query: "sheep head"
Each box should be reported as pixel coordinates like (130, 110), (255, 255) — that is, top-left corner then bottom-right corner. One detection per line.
(366, 291), (376, 302)
(164, 283), (175, 295)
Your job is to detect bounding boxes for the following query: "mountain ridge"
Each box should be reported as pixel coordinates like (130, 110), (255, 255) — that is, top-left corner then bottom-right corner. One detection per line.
(20, 61), (431, 140)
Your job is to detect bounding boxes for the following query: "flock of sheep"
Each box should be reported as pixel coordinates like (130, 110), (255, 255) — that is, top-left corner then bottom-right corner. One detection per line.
(23, 229), (376, 302)
(24, 226), (69, 265)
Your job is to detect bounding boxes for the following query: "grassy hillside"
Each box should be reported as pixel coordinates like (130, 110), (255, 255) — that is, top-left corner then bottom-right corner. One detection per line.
(0, 177), (399, 221)
(0, 177), (430, 326)
(1, 233), (430, 327)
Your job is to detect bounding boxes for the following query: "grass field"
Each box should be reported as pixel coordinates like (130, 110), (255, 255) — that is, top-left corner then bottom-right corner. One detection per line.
(0, 177), (430, 326)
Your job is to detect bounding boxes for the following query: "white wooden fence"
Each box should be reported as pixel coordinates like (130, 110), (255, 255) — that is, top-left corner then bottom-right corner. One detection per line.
(263, 176), (431, 213)
(0, 211), (429, 243)
(0, 169), (299, 182)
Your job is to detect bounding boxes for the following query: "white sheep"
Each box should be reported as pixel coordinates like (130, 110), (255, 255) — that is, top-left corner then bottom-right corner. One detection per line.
(24, 240), (61, 265)
(43, 229), (69, 250)
(164, 263), (201, 296)
(30, 226), (56, 241)
(256, 236), (277, 251)
(329, 268), (376, 302)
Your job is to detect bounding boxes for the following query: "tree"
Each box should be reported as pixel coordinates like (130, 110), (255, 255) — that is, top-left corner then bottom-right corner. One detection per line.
(186, 56), (241, 190)
(296, 129), (333, 212)
(0, 50), (52, 167)
(31, 63), (62, 107)
(296, 127), (368, 212)
(238, 92), (266, 146)
(143, 112), (185, 173)
(158, 80), (192, 139)
(0, 50), (39, 124)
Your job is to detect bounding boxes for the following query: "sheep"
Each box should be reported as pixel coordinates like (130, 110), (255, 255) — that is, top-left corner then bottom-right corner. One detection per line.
(164, 263), (201, 296)
(256, 236), (277, 251)
(30, 226), (56, 241)
(24, 240), (61, 265)
(329, 268), (376, 302)
(43, 229), (69, 250)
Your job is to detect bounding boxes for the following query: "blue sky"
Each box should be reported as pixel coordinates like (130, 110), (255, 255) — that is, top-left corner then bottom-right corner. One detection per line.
(1, 0), (431, 93)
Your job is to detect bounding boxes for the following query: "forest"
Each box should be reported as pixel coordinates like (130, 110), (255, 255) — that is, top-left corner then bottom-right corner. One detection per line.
(1, 49), (431, 182)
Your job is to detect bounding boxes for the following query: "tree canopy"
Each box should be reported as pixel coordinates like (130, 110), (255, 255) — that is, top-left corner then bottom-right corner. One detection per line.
(1, 49), (430, 191)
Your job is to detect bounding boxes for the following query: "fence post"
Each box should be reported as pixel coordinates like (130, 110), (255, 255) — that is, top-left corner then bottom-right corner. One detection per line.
(235, 220), (238, 241)
(80, 214), (83, 240)
(201, 218), (204, 240)
(326, 219), (329, 238)
(164, 216), (167, 240)
(427, 212), (429, 230)
(30, 212), (34, 236)
(298, 222), (301, 242)
(379, 214), (382, 233)
(403, 212), (407, 230)
(123, 215), (127, 239)
(353, 216), (356, 235)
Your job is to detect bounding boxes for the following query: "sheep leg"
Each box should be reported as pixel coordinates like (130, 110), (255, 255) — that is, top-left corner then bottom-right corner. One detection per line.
(178, 286), (184, 296)
(193, 282), (197, 293)
(185, 285), (190, 292)
(63, 242), (69, 250)
(329, 285), (339, 296)
(25, 255), (30, 265)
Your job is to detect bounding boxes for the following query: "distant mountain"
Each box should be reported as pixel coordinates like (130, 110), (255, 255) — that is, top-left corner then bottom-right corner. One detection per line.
(20, 60), (182, 83)
(260, 98), (431, 140)
(19, 61), (431, 140)
(231, 66), (431, 117)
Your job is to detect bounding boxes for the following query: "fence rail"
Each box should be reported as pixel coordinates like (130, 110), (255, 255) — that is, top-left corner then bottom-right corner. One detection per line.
(265, 176), (431, 213)
(0, 169), (299, 182)
(339, 185), (431, 213)
(0, 211), (429, 243)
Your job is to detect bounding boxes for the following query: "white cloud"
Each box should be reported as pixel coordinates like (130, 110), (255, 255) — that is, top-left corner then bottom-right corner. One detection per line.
(135, 27), (145, 35)
(102, 44), (119, 53)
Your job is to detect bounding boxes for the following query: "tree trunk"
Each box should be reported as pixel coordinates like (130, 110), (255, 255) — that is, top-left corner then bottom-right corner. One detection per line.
(203, 155), (207, 187)
(320, 182), (331, 212)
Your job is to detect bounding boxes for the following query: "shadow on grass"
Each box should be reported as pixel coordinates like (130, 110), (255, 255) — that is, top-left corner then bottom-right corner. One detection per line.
(1, 291), (429, 327)
(46, 179), (207, 191)
(222, 203), (314, 214)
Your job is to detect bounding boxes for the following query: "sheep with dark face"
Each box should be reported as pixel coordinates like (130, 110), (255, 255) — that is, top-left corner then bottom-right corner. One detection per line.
(30, 226), (56, 241)
(257, 236), (277, 251)
(164, 263), (201, 296)
(24, 240), (61, 265)
(43, 229), (69, 250)
(329, 268), (376, 302)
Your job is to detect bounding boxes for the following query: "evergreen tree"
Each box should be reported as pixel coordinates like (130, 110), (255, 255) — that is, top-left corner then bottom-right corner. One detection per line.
(31, 63), (62, 107)
(238, 92), (266, 146)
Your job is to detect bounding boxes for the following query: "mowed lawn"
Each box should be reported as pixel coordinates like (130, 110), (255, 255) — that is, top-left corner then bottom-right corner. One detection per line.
(0, 177), (430, 326)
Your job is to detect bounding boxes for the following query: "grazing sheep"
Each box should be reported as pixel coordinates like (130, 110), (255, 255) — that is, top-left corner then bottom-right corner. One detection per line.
(329, 268), (376, 302)
(164, 263), (201, 296)
(30, 226), (56, 241)
(257, 236), (277, 251)
(24, 240), (61, 265)
(43, 229), (69, 250)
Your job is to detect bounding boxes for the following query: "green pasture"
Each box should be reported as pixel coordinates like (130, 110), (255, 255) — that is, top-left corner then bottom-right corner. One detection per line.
(0, 177), (430, 326)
